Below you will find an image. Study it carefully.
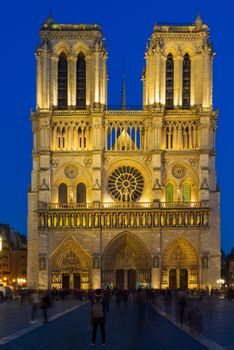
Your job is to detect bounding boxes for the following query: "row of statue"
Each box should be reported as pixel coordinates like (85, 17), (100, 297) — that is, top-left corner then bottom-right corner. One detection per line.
(40, 210), (209, 228)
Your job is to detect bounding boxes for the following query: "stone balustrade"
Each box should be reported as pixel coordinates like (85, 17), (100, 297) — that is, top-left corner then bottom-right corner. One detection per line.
(38, 204), (209, 229)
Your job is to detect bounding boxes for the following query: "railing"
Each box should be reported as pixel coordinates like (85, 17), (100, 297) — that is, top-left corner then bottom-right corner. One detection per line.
(38, 208), (209, 229)
(45, 201), (208, 210)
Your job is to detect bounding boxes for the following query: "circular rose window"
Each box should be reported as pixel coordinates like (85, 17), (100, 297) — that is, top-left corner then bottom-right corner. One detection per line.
(108, 166), (144, 202)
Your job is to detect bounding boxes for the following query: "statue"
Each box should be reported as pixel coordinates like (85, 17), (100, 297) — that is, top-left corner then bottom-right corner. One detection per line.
(93, 256), (100, 269)
(153, 256), (159, 268)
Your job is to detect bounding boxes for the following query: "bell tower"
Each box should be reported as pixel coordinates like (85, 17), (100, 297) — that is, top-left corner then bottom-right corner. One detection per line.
(142, 15), (213, 109)
(36, 14), (108, 110)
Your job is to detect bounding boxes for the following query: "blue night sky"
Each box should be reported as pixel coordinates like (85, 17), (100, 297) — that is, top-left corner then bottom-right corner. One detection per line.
(0, 0), (232, 253)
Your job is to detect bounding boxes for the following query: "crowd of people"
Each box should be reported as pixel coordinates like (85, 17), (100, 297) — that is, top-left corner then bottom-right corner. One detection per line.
(1, 285), (233, 345)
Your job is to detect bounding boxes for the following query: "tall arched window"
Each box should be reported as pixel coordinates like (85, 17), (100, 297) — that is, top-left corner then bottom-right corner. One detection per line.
(58, 52), (68, 109)
(76, 53), (86, 109)
(165, 53), (174, 109)
(76, 183), (86, 203)
(182, 183), (191, 203)
(58, 183), (68, 204)
(165, 183), (174, 203)
(182, 53), (191, 109)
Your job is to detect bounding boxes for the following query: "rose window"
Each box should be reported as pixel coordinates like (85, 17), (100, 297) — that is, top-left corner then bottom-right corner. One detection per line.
(108, 166), (144, 202)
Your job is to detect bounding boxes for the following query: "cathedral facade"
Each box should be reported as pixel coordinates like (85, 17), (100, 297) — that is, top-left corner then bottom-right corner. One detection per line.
(27, 15), (220, 290)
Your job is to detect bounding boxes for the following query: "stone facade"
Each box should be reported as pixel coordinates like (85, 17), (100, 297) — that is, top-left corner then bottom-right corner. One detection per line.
(27, 15), (220, 290)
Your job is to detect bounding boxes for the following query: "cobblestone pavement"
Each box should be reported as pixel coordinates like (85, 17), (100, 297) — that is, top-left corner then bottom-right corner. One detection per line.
(155, 295), (234, 350)
(0, 301), (209, 350)
(0, 297), (82, 338)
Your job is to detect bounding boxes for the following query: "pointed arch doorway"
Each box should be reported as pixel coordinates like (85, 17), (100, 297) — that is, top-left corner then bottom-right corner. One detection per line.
(49, 236), (91, 290)
(162, 237), (199, 289)
(102, 232), (151, 289)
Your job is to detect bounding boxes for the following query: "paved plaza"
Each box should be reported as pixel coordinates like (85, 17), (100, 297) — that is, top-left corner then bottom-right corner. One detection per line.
(0, 296), (233, 350)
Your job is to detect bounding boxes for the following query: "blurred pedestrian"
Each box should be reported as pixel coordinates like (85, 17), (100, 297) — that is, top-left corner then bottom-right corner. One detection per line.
(40, 292), (51, 323)
(91, 289), (106, 345)
(178, 291), (187, 324)
(30, 290), (40, 323)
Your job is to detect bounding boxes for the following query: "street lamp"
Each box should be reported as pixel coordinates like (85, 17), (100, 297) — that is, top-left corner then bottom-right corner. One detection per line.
(217, 278), (225, 289)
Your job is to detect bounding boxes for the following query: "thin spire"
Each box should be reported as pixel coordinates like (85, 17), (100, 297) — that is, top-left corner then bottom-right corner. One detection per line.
(46, 10), (55, 24)
(121, 60), (126, 110)
(195, 12), (203, 26)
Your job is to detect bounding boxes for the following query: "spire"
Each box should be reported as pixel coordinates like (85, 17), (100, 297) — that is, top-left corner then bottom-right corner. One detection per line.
(194, 13), (203, 26)
(45, 10), (55, 24)
(121, 60), (126, 110)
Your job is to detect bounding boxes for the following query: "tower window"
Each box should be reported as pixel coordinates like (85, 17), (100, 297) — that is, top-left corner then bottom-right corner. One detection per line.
(58, 52), (68, 110)
(182, 53), (191, 109)
(76, 53), (86, 109)
(58, 183), (68, 204)
(165, 183), (174, 203)
(165, 54), (174, 109)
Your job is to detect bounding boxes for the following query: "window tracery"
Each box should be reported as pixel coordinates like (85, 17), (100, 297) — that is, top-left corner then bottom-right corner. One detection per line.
(108, 166), (144, 202)
(165, 53), (174, 109)
(58, 183), (68, 204)
(182, 53), (191, 109)
(165, 183), (174, 202)
(76, 53), (86, 109)
(58, 52), (68, 109)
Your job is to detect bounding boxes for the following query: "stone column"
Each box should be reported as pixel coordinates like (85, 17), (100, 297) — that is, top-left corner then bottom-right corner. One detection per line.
(174, 55), (183, 108)
(68, 54), (77, 108)
(94, 45), (100, 104)
(155, 49), (161, 104)
(160, 56), (166, 105)
(42, 50), (49, 108)
(92, 269), (101, 289)
(151, 268), (160, 289)
(36, 51), (43, 108)
(50, 55), (58, 108)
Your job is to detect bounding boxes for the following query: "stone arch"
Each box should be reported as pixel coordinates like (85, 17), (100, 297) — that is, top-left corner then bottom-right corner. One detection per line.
(72, 42), (91, 56)
(102, 232), (151, 288)
(161, 237), (199, 289)
(180, 42), (196, 57)
(53, 42), (70, 57)
(162, 237), (198, 268)
(49, 235), (91, 272)
(162, 43), (179, 57)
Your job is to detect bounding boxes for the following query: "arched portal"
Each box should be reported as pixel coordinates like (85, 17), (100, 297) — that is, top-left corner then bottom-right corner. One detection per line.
(49, 236), (91, 290)
(102, 232), (151, 289)
(162, 237), (199, 289)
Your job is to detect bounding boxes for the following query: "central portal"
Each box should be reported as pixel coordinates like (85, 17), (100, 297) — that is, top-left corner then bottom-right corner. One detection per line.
(102, 232), (151, 288)
(115, 269), (137, 289)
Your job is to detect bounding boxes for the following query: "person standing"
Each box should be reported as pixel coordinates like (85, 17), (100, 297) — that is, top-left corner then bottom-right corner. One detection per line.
(40, 292), (51, 323)
(30, 290), (40, 323)
(91, 289), (106, 345)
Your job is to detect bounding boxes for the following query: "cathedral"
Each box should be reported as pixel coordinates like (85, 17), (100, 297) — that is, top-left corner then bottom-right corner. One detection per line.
(27, 14), (220, 290)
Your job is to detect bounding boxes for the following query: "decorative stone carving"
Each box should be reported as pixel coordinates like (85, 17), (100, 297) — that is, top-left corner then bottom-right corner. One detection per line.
(83, 159), (92, 168)
(172, 164), (186, 179)
(64, 164), (79, 179)
(108, 166), (144, 202)
(202, 255), (209, 268)
(143, 156), (151, 166)
(153, 256), (159, 268)
(189, 158), (196, 167)
(40, 179), (49, 190)
(51, 159), (59, 168)
(39, 257), (46, 270)
(93, 256), (100, 269)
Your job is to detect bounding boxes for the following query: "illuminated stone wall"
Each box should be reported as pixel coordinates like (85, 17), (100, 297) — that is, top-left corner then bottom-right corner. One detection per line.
(27, 16), (220, 290)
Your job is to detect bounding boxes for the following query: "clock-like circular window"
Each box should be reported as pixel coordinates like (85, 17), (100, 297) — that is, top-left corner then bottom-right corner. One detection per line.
(108, 166), (144, 202)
